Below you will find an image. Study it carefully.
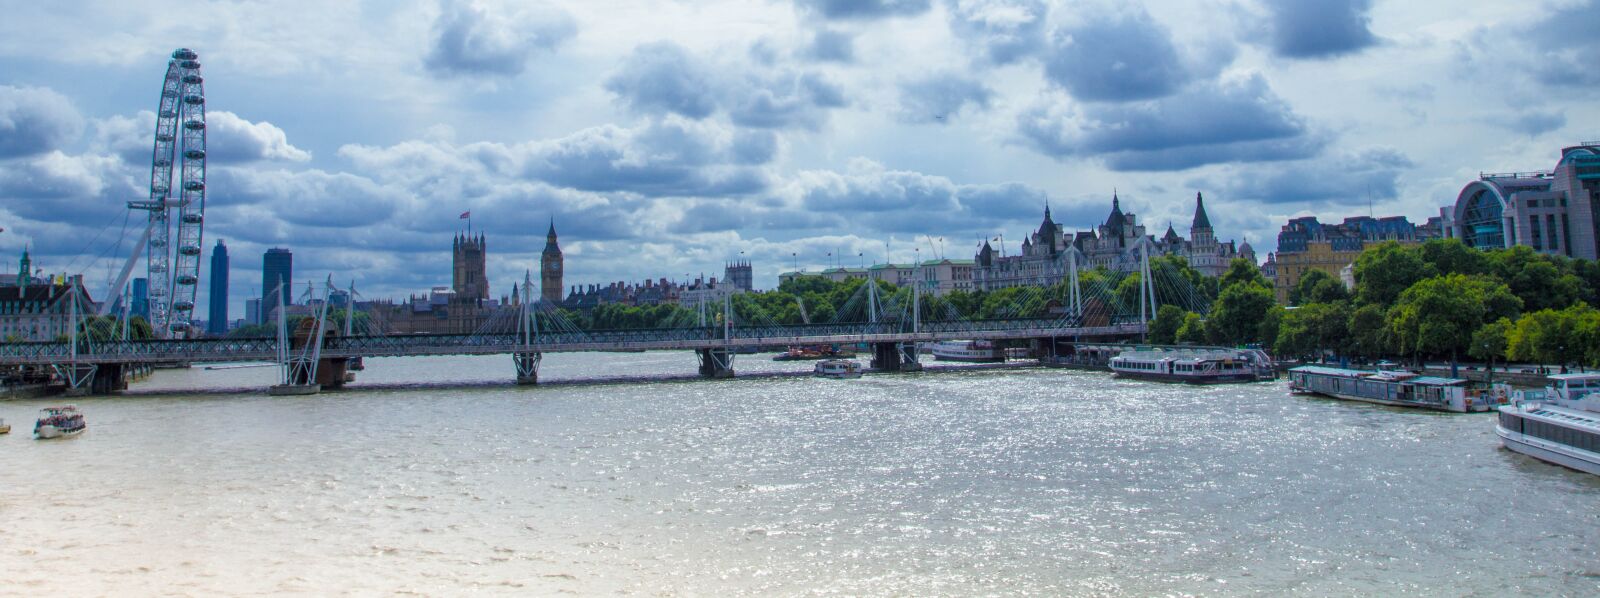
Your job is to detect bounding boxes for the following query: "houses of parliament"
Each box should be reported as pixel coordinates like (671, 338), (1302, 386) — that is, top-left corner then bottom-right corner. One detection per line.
(371, 224), (565, 334)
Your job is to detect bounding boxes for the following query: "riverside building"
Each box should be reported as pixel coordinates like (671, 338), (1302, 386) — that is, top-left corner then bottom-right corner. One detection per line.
(972, 193), (1253, 291)
(1439, 142), (1600, 259)
(1268, 215), (1444, 304)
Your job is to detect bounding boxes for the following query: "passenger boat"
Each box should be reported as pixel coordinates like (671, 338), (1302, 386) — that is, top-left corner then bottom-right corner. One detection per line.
(814, 359), (863, 379)
(34, 406), (86, 439)
(1287, 366), (1508, 412)
(773, 345), (854, 361)
(1110, 348), (1275, 383)
(1496, 374), (1600, 475)
(929, 340), (1004, 363)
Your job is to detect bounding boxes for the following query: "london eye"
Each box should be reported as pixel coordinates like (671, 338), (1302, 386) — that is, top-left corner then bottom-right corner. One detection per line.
(104, 48), (208, 336)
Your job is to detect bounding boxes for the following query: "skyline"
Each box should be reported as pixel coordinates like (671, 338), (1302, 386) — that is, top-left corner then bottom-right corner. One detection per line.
(0, 0), (1595, 318)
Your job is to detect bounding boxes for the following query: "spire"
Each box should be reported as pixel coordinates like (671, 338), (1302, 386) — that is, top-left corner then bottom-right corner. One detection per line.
(1192, 191), (1212, 231)
(1104, 190), (1126, 230)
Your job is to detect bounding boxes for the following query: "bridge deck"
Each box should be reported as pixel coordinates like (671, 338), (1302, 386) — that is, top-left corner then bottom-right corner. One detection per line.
(0, 320), (1145, 366)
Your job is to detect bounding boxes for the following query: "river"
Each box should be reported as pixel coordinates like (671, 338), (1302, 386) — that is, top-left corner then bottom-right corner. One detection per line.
(2, 353), (1597, 595)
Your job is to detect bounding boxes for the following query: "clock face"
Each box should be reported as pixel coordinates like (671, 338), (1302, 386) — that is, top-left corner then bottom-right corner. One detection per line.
(548, 262), (561, 273)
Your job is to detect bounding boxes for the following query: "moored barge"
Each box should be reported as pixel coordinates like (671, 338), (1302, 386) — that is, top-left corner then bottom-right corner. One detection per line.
(1288, 366), (1507, 412)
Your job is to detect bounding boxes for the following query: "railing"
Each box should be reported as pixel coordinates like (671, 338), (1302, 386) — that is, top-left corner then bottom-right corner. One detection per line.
(0, 318), (1148, 365)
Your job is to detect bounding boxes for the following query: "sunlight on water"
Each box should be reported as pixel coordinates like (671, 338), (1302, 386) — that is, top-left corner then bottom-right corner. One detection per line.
(2, 353), (1598, 595)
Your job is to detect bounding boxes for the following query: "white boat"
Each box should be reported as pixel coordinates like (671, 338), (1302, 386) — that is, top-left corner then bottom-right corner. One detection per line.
(1288, 366), (1506, 412)
(1111, 348), (1275, 384)
(34, 406), (86, 439)
(814, 359), (863, 379)
(929, 340), (1004, 363)
(1496, 373), (1600, 475)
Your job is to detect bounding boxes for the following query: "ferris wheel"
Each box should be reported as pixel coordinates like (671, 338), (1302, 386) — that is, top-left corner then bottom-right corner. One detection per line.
(104, 48), (208, 336)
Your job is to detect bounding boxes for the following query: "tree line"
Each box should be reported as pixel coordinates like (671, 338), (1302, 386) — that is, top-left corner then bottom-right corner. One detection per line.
(1148, 239), (1600, 370)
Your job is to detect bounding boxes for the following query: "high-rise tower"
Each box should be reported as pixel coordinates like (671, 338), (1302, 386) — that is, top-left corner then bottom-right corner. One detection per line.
(208, 239), (229, 335)
(541, 220), (563, 304)
(262, 248), (293, 321)
(453, 233), (488, 302)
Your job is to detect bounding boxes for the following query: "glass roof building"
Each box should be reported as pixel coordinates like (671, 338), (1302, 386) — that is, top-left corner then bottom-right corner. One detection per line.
(1440, 143), (1600, 259)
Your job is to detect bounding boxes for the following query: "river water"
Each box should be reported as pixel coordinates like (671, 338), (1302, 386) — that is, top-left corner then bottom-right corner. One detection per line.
(3, 353), (1597, 596)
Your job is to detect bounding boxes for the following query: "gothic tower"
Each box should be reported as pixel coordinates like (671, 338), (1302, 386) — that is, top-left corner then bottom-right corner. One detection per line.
(1190, 191), (1215, 246)
(453, 232), (488, 302)
(541, 220), (563, 304)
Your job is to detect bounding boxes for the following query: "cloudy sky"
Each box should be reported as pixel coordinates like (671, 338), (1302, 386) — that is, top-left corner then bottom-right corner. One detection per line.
(0, 0), (1594, 318)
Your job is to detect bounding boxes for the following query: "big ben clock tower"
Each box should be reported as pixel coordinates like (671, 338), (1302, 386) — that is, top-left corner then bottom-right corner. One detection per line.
(540, 219), (563, 304)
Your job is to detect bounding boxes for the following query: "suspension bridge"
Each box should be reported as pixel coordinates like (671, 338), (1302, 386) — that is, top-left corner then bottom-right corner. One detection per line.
(0, 48), (1221, 395)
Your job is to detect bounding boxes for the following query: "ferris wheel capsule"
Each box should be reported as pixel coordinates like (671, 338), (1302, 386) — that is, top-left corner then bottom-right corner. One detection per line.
(176, 274), (198, 285)
(182, 74), (203, 84)
(183, 94), (204, 105)
(184, 120), (205, 130)
(172, 48), (197, 60)
(173, 301), (195, 312)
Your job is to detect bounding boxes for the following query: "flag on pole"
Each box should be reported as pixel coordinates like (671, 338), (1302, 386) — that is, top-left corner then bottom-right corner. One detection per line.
(459, 211), (470, 219)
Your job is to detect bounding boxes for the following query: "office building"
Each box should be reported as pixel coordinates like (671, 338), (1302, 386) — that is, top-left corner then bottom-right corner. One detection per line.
(1439, 142), (1600, 259)
(262, 248), (292, 322)
(208, 239), (228, 336)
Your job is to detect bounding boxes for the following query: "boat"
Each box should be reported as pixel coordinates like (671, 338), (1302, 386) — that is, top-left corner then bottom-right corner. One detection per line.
(1287, 366), (1508, 412)
(929, 340), (1004, 363)
(1496, 373), (1600, 475)
(1110, 348), (1275, 383)
(814, 359), (863, 379)
(0, 418), (10, 434)
(33, 406), (86, 439)
(773, 345), (855, 361)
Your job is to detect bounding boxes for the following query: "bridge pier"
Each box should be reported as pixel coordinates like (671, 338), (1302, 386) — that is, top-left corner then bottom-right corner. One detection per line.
(696, 348), (735, 379)
(54, 363), (99, 397)
(514, 352), (542, 385)
(870, 342), (922, 372)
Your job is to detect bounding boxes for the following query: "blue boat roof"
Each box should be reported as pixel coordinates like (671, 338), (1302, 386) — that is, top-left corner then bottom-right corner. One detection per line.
(1289, 366), (1466, 386)
(1290, 365), (1366, 377)
(1408, 376), (1468, 386)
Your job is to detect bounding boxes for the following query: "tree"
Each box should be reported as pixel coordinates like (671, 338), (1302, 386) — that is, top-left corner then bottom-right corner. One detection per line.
(1220, 258), (1266, 290)
(1176, 312), (1207, 344)
(1289, 269), (1335, 305)
(1257, 305), (1285, 354)
(1274, 308), (1316, 360)
(1207, 281), (1274, 345)
(1354, 241), (1434, 307)
(1347, 304), (1389, 362)
(1388, 274), (1521, 366)
(1419, 238), (1489, 277)
(1469, 318), (1513, 382)
(1148, 305), (1186, 344)
(1305, 277), (1351, 304)
(1508, 304), (1596, 372)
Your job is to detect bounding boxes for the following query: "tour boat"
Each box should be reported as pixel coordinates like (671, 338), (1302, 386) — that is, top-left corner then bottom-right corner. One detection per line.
(1110, 348), (1275, 384)
(814, 359), (863, 379)
(34, 406), (86, 439)
(1496, 374), (1600, 475)
(929, 340), (1004, 363)
(773, 345), (854, 361)
(1287, 366), (1507, 413)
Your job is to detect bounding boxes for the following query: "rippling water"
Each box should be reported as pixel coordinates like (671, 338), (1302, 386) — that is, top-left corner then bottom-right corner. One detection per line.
(3, 353), (1598, 595)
